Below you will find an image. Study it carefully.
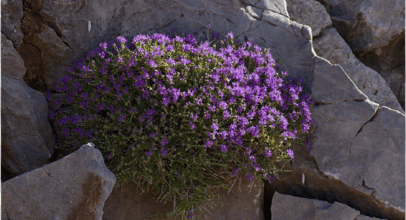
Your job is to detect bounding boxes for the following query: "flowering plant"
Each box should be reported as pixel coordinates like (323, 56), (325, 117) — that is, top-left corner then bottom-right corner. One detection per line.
(48, 30), (314, 219)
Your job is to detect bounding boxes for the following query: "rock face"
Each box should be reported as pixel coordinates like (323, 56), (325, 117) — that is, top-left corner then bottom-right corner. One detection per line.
(286, 0), (404, 112)
(271, 192), (385, 220)
(1, 0), (24, 48)
(1, 0), (405, 219)
(1, 34), (55, 178)
(317, 0), (405, 109)
(1, 143), (116, 220)
(104, 176), (264, 220)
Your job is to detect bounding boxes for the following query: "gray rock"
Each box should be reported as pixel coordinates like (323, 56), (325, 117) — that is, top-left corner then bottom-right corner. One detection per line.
(349, 106), (405, 209)
(1, 34), (55, 177)
(37, 0), (314, 91)
(319, 0), (405, 109)
(33, 25), (73, 89)
(313, 27), (403, 112)
(2, 143), (117, 220)
(324, 0), (404, 53)
(286, 0), (332, 37)
(311, 56), (368, 103)
(1, 0), (24, 48)
(271, 192), (385, 220)
(311, 101), (405, 212)
(252, 0), (289, 17)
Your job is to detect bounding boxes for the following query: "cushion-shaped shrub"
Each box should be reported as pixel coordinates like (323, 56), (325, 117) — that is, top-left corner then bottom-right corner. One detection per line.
(47, 31), (314, 219)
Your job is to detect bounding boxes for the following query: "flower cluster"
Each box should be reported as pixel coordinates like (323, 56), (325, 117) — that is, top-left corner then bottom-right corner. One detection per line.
(48, 31), (314, 219)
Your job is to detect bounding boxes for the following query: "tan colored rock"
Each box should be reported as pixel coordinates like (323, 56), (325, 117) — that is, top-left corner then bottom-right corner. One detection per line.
(104, 175), (264, 220)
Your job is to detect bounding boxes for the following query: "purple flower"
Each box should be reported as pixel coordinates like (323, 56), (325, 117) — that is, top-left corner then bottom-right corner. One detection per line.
(147, 59), (157, 67)
(226, 32), (234, 39)
(219, 144), (227, 153)
(118, 114), (126, 122)
(207, 24), (211, 29)
(213, 32), (219, 40)
(286, 149), (294, 161)
(245, 172), (254, 181)
(160, 148), (168, 158)
(305, 142), (312, 151)
(146, 149), (152, 157)
(264, 149), (272, 157)
(205, 140), (213, 149)
(211, 123), (219, 131)
(189, 122), (196, 130)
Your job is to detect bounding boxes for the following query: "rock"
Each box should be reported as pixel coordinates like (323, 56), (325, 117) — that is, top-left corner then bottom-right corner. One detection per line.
(318, 0), (405, 109)
(285, 0), (403, 111)
(1, 0), (24, 48)
(312, 27), (403, 112)
(1, 143), (116, 220)
(311, 56), (368, 103)
(1, 34), (55, 177)
(103, 175), (264, 220)
(286, 0), (332, 37)
(33, 25), (73, 89)
(3, 0), (404, 219)
(271, 192), (386, 220)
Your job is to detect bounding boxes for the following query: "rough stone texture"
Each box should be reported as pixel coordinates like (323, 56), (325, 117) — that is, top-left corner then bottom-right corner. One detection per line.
(271, 192), (385, 220)
(1, 0), (24, 48)
(1, 143), (116, 220)
(312, 27), (403, 112)
(285, 0), (403, 112)
(286, 0), (332, 37)
(3, 0), (404, 219)
(104, 175), (263, 220)
(1, 34), (55, 177)
(349, 106), (405, 209)
(309, 53), (405, 216)
(33, 25), (73, 89)
(317, 0), (405, 109)
(311, 56), (368, 103)
(36, 0), (314, 91)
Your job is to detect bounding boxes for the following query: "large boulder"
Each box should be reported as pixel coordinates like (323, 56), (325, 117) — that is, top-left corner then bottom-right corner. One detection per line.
(1, 0), (24, 48)
(264, 56), (405, 220)
(1, 33), (55, 178)
(1, 143), (116, 220)
(317, 0), (405, 109)
(4, 0), (403, 219)
(271, 192), (385, 220)
(286, 0), (403, 112)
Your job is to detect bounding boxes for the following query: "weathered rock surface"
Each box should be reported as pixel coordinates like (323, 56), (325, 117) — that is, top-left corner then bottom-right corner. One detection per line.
(317, 0), (405, 109)
(286, 0), (403, 112)
(2, 0), (404, 219)
(1, 34), (55, 177)
(104, 175), (264, 220)
(1, 0), (24, 48)
(271, 192), (385, 220)
(33, 25), (73, 89)
(286, 0), (332, 37)
(313, 27), (403, 112)
(1, 143), (116, 220)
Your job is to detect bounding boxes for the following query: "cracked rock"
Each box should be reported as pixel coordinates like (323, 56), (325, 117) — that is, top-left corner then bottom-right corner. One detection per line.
(271, 192), (386, 220)
(1, 34), (55, 178)
(286, 0), (332, 37)
(1, 143), (116, 220)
